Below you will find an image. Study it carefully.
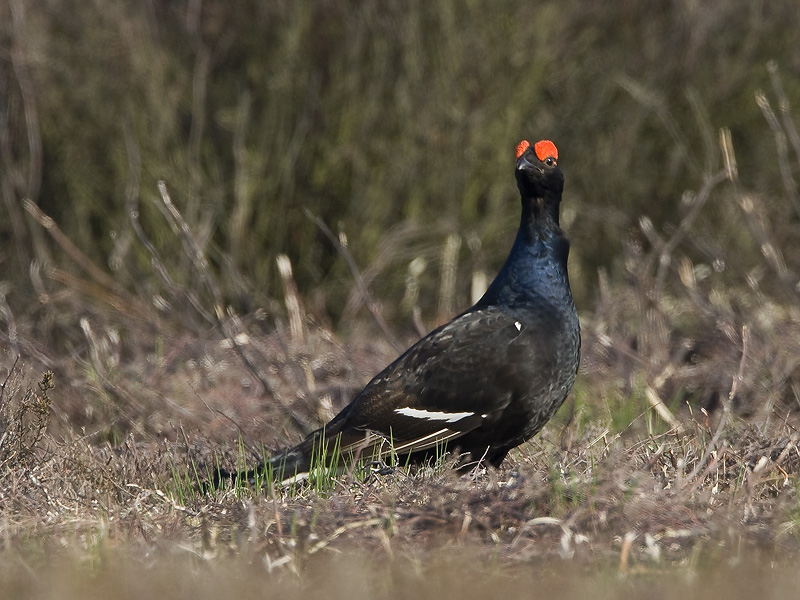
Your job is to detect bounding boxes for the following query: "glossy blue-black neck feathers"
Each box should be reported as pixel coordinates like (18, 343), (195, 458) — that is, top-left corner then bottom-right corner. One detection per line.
(477, 182), (571, 309)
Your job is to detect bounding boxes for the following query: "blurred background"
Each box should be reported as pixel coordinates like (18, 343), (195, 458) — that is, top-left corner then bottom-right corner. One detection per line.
(1, 0), (800, 441)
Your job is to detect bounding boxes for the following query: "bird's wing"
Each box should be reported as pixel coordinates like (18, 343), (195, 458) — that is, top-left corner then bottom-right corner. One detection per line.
(328, 303), (560, 457)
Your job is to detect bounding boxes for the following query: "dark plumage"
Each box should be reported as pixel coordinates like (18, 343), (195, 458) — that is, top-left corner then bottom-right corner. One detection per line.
(234, 139), (579, 483)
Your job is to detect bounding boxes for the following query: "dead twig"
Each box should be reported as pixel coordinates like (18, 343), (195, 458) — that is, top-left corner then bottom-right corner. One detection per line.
(304, 209), (401, 351)
(276, 254), (305, 346)
(652, 169), (727, 298)
(682, 325), (749, 488)
(755, 87), (800, 219)
(156, 182), (312, 436)
(722, 122), (800, 297)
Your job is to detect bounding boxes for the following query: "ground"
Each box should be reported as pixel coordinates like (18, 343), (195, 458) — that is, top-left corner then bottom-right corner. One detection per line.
(2, 312), (800, 598)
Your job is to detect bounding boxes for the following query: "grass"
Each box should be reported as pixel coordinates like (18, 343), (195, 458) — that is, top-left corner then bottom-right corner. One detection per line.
(0, 366), (52, 470)
(1, 348), (800, 596)
(2, 392), (799, 594)
(5, 210), (800, 591)
(3, 3), (800, 596)
(4, 2), (800, 338)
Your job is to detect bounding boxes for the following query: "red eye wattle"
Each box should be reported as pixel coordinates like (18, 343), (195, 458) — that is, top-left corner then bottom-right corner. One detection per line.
(534, 140), (558, 162)
(515, 140), (530, 160)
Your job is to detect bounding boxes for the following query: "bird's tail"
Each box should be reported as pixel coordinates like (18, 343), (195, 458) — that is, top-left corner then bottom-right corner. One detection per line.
(207, 424), (383, 490)
(208, 433), (328, 490)
(264, 446), (313, 481)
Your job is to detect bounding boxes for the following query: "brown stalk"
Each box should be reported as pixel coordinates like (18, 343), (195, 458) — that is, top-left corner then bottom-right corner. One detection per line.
(682, 325), (749, 488)
(305, 209), (401, 351)
(155, 183), (314, 436)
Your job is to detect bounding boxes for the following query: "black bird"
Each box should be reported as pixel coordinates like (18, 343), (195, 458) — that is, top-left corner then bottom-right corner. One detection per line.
(239, 139), (579, 482)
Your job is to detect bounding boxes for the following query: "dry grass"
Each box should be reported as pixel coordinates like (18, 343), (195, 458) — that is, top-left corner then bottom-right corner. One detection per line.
(2, 337), (800, 595)
(3, 7), (800, 594)
(5, 162), (800, 595)
(4, 121), (800, 595)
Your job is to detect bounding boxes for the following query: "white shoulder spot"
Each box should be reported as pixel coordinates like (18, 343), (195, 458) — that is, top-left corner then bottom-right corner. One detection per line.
(514, 321), (522, 331)
(394, 407), (476, 423)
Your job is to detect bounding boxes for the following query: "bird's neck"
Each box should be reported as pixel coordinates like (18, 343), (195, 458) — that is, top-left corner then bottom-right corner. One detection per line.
(512, 195), (569, 278)
(519, 194), (561, 237)
(477, 193), (571, 308)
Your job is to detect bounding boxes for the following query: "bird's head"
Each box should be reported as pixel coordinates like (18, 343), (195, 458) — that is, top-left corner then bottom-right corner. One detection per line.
(514, 139), (564, 199)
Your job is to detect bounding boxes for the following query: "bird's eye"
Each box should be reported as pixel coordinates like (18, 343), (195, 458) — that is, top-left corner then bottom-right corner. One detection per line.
(545, 157), (557, 167)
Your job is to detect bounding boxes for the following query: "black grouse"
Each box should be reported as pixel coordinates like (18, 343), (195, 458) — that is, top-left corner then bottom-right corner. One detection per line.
(245, 139), (579, 481)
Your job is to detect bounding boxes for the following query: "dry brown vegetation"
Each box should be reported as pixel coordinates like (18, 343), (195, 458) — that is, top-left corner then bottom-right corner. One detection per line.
(3, 1), (800, 597)
(2, 341), (800, 597)
(4, 200), (800, 594)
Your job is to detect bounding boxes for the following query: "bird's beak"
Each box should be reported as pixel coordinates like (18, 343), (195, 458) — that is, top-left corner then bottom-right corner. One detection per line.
(516, 155), (534, 171)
